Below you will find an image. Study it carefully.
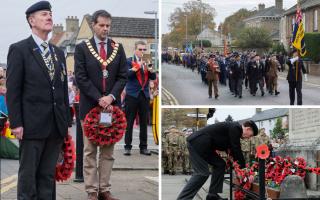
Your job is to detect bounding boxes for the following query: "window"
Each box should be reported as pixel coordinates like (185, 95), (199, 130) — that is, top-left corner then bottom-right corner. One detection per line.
(314, 10), (318, 31)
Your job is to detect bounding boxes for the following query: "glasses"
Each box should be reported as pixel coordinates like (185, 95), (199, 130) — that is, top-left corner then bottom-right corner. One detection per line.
(138, 48), (147, 51)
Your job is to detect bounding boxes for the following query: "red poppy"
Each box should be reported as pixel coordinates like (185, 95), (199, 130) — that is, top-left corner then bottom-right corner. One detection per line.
(256, 144), (270, 159)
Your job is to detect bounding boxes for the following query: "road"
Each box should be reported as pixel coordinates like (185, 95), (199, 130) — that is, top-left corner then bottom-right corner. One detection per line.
(162, 63), (320, 105)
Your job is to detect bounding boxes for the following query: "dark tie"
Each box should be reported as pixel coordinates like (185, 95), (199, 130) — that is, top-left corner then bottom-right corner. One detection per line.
(41, 42), (54, 80)
(139, 59), (145, 86)
(99, 42), (106, 60)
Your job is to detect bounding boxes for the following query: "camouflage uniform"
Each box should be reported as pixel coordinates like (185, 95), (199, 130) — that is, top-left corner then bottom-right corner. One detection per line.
(162, 130), (170, 174)
(240, 138), (255, 165)
(179, 132), (191, 174)
(163, 128), (183, 175)
(253, 129), (270, 155)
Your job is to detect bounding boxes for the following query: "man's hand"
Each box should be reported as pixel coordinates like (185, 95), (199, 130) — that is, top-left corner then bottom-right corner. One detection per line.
(11, 126), (23, 140)
(99, 95), (114, 110)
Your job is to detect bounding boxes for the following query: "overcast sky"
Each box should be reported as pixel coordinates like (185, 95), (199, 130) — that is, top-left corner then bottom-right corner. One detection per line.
(0, 0), (158, 63)
(207, 108), (273, 124)
(162, 0), (297, 33)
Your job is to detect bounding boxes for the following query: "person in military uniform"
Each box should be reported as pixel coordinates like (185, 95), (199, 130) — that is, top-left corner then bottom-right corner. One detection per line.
(163, 126), (184, 175)
(240, 138), (254, 165)
(268, 55), (280, 95)
(177, 121), (258, 200)
(286, 49), (307, 105)
(181, 128), (192, 175)
(253, 128), (270, 155)
(6, 2), (72, 199)
(162, 129), (171, 174)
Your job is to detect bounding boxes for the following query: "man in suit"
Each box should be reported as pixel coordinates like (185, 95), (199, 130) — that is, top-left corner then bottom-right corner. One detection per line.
(6, 1), (72, 199)
(248, 55), (265, 96)
(124, 41), (156, 156)
(286, 49), (307, 105)
(177, 121), (258, 200)
(75, 10), (127, 200)
(230, 54), (245, 98)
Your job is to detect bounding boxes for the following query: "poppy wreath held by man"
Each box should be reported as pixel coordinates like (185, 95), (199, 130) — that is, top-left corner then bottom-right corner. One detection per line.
(55, 134), (76, 182)
(83, 105), (127, 146)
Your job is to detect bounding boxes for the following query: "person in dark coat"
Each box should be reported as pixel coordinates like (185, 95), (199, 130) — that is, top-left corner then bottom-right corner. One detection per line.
(286, 49), (307, 105)
(6, 1), (72, 199)
(218, 55), (227, 86)
(230, 54), (245, 98)
(177, 121), (258, 200)
(75, 10), (127, 200)
(247, 55), (265, 96)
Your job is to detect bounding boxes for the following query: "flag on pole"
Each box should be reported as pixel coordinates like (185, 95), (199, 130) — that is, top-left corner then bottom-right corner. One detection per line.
(292, 1), (307, 56)
(224, 36), (228, 56)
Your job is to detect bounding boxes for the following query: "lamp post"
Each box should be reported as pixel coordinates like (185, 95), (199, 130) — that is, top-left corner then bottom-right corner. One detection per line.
(144, 11), (158, 70)
(184, 14), (188, 52)
(197, 0), (203, 49)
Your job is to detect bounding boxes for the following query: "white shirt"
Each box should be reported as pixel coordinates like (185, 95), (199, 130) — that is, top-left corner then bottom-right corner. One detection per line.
(32, 33), (50, 53)
(94, 35), (107, 55)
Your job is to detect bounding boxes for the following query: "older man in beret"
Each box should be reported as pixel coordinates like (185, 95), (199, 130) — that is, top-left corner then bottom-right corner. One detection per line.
(177, 120), (258, 200)
(6, 1), (71, 199)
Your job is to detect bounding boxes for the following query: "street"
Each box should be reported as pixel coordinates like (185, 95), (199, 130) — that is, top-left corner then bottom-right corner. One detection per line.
(0, 124), (158, 200)
(162, 63), (320, 105)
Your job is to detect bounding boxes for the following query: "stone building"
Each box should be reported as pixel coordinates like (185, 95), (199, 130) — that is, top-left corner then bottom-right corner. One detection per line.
(196, 28), (223, 47)
(243, 0), (284, 42)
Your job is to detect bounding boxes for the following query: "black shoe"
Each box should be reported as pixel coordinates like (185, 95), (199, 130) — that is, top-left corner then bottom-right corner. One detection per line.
(215, 95), (219, 99)
(261, 91), (265, 96)
(253, 93), (256, 96)
(123, 149), (131, 156)
(239, 95), (242, 99)
(140, 149), (152, 156)
(206, 193), (228, 200)
(275, 91), (280, 95)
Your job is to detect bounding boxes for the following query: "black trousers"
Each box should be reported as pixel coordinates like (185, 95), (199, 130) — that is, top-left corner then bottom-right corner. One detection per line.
(124, 92), (149, 150)
(17, 123), (63, 200)
(233, 78), (242, 97)
(289, 81), (302, 105)
(177, 143), (226, 200)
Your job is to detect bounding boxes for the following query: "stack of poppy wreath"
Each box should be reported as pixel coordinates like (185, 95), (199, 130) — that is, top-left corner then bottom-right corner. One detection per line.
(55, 134), (76, 182)
(83, 106), (127, 146)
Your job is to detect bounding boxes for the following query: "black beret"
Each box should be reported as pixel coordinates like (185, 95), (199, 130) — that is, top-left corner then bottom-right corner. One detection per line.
(249, 120), (258, 136)
(25, 1), (51, 16)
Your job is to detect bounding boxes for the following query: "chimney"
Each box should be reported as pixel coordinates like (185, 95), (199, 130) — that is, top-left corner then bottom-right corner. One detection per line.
(52, 24), (64, 35)
(258, 4), (265, 11)
(256, 108), (262, 113)
(275, 0), (283, 10)
(66, 16), (79, 33)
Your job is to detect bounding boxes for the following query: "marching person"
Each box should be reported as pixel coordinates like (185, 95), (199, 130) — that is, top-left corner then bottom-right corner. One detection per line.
(75, 10), (127, 200)
(206, 55), (220, 99)
(6, 1), (72, 199)
(286, 49), (307, 105)
(124, 41), (156, 156)
(177, 121), (258, 200)
(230, 54), (244, 98)
(268, 55), (280, 95)
(247, 55), (265, 96)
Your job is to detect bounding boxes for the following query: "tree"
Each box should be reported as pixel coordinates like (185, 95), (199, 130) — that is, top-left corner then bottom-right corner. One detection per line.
(193, 40), (212, 48)
(164, 0), (216, 48)
(225, 115), (234, 122)
(303, 33), (320, 63)
(272, 118), (285, 139)
(272, 42), (287, 54)
(222, 8), (257, 38)
(236, 27), (272, 49)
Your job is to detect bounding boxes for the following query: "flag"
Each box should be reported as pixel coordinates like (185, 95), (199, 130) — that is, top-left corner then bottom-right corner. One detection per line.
(224, 36), (228, 56)
(292, 2), (307, 56)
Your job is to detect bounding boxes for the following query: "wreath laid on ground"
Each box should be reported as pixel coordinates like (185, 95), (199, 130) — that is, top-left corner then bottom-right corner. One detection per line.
(55, 134), (76, 182)
(225, 144), (320, 200)
(83, 106), (127, 146)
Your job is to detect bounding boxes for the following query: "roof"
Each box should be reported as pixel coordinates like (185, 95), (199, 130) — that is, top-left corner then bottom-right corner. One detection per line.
(284, 0), (320, 15)
(244, 6), (284, 21)
(251, 108), (289, 122)
(50, 32), (64, 45)
(85, 15), (158, 38)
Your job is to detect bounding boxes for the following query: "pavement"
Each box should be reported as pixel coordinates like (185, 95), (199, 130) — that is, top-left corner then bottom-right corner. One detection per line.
(0, 124), (159, 200)
(162, 63), (320, 105)
(162, 174), (320, 200)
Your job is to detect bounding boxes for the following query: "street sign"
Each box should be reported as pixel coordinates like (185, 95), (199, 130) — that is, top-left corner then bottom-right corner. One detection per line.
(187, 113), (207, 118)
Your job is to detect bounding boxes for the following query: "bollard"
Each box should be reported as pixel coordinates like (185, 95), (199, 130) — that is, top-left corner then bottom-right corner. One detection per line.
(259, 159), (266, 200)
(73, 102), (84, 182)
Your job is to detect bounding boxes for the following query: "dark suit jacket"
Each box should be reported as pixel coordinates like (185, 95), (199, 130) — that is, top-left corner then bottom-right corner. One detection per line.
(75, 37), (127, 120)
(126, 56), (156, 99)
(187, 122), (245, 168)
(248, 61), (265, 80)
(6, 36), (71, 139)
(230, 60), (245, 80)
(286, 58), (306, 82)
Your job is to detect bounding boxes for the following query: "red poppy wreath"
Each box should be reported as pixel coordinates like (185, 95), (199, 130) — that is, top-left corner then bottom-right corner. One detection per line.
(55, 134), (76, 182)
(83, 106), (127, 146)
